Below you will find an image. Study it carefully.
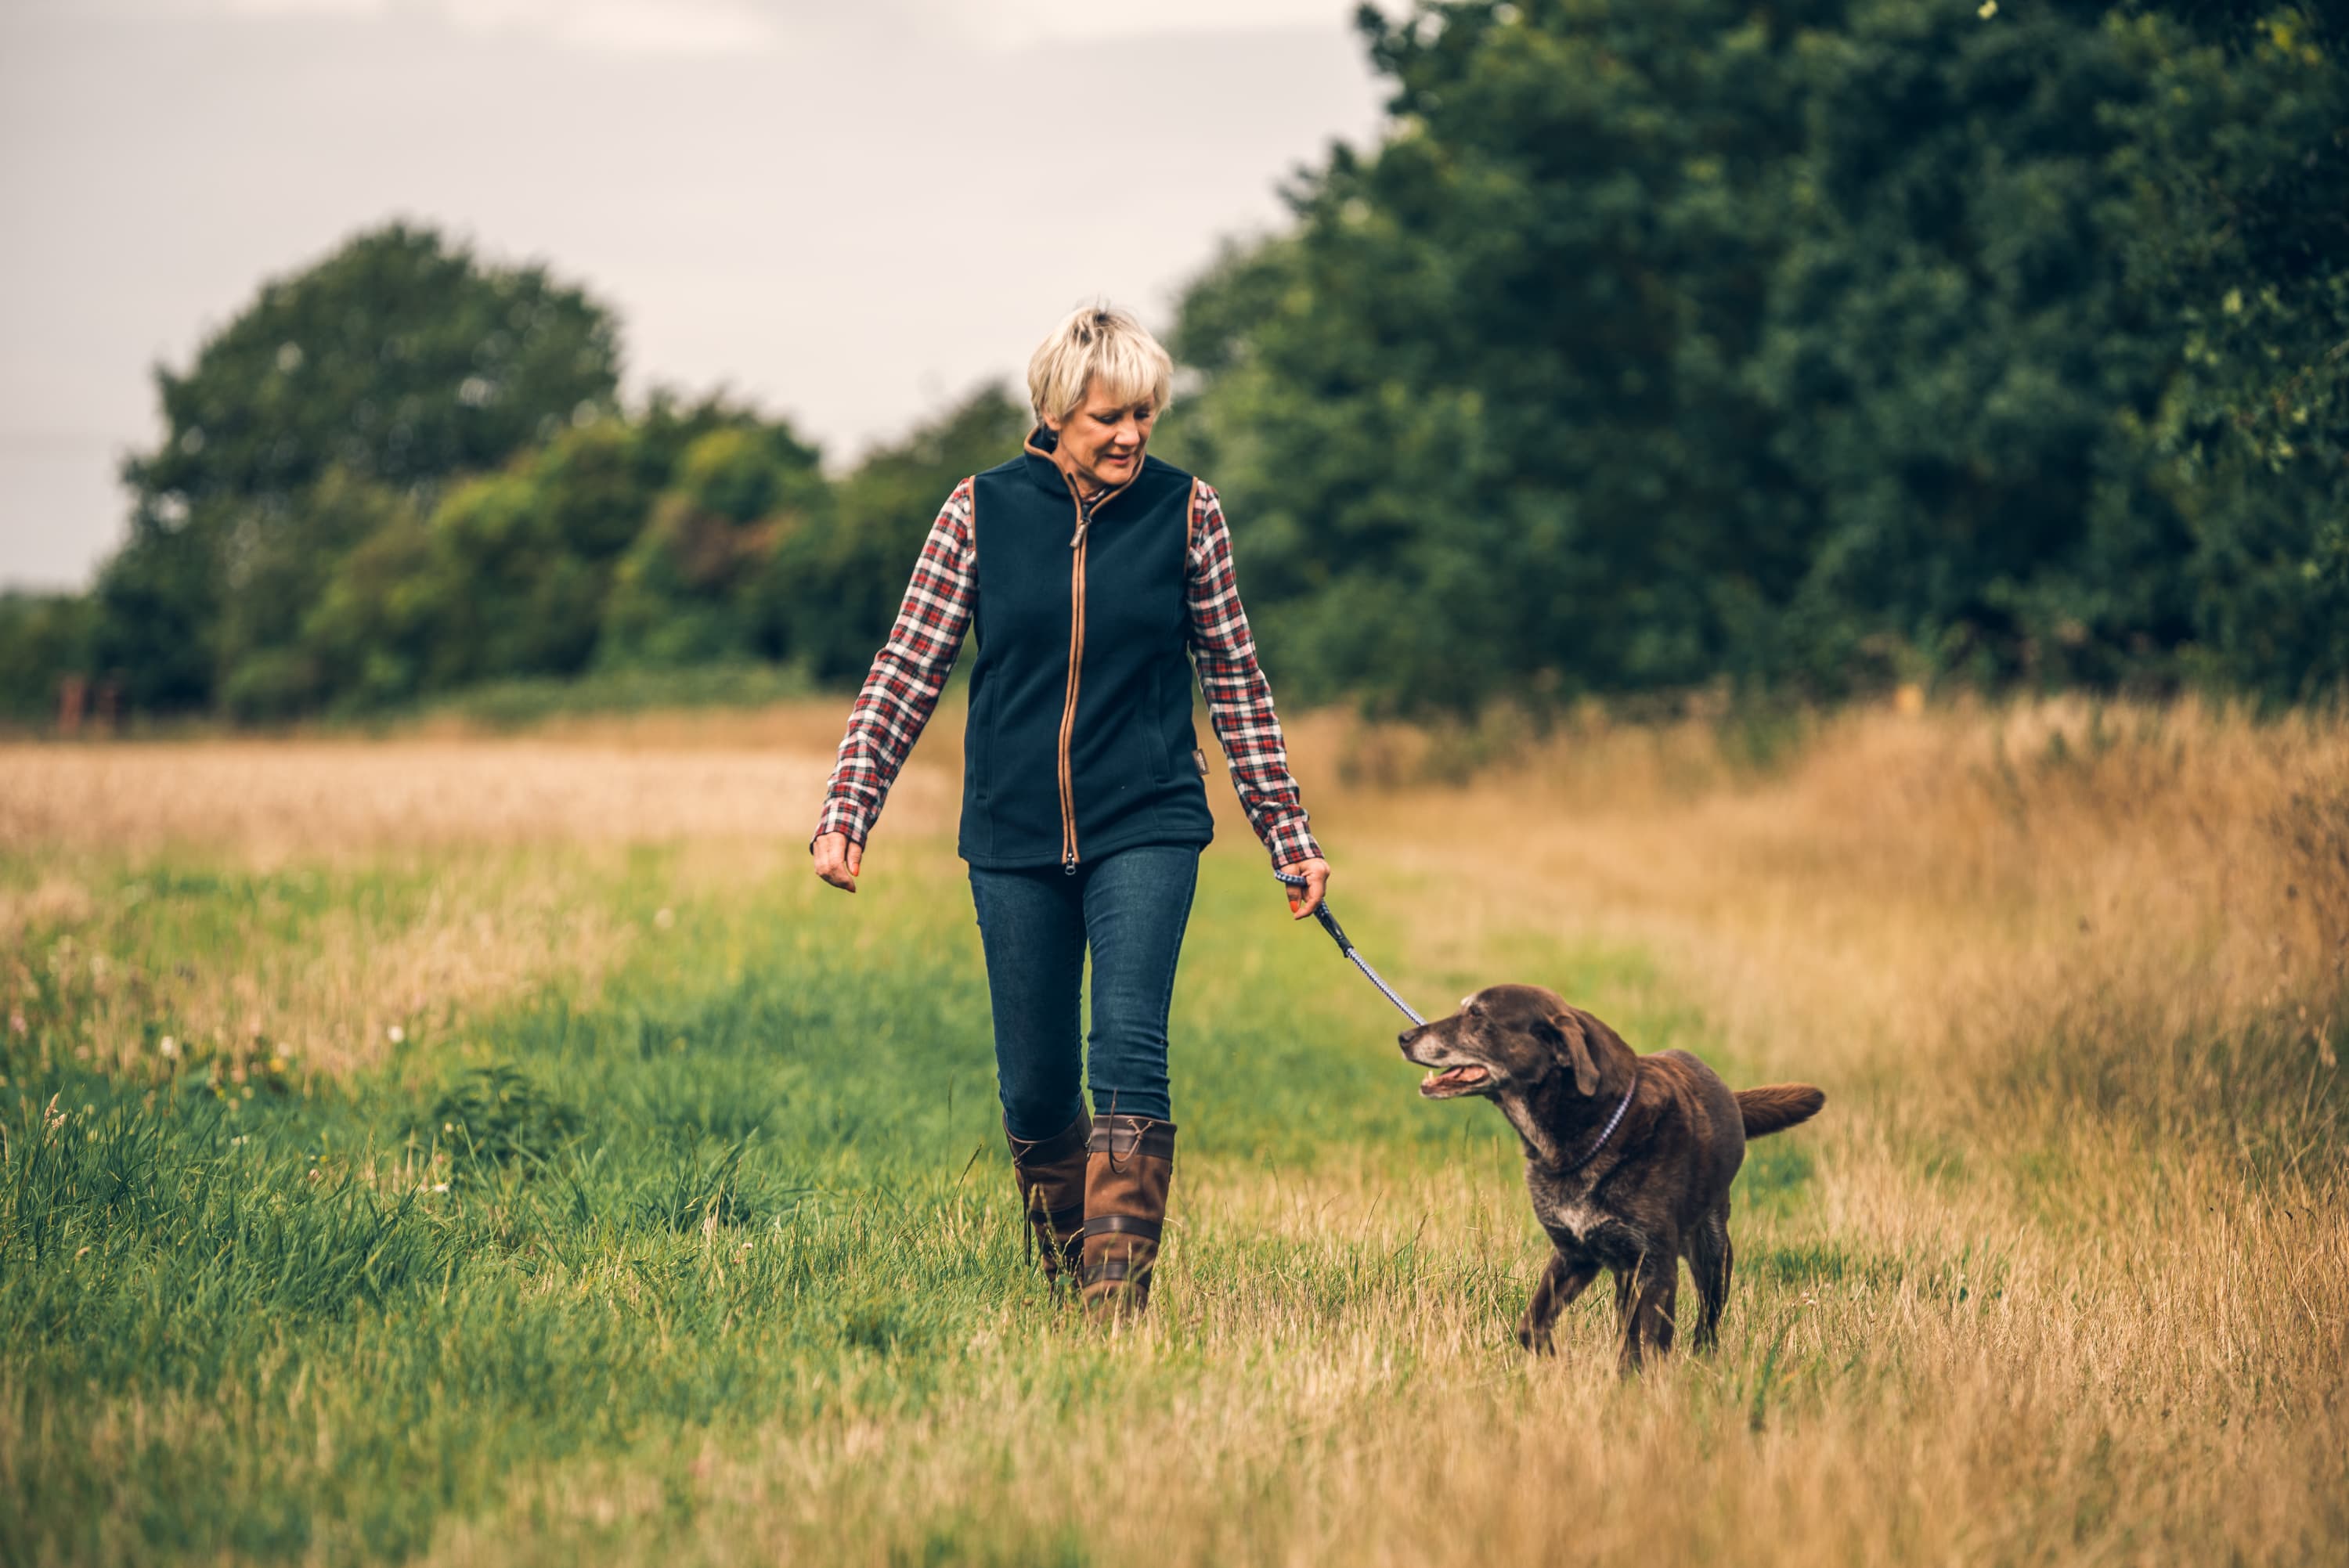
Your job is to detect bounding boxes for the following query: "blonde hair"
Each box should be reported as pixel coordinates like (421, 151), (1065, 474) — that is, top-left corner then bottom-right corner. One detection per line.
(1026, 301), (1174, 427)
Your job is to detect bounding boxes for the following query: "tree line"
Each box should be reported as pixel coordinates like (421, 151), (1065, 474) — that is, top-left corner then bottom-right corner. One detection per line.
(0, 221), (1028, 724)
(3, 0), (2343, 726)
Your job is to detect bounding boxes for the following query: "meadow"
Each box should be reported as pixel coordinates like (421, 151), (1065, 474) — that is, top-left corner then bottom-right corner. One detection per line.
(3, 696), (2344, 1566)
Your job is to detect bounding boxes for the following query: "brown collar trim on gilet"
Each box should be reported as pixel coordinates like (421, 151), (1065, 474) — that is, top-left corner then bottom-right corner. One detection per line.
(1023, 424), (1138, 540)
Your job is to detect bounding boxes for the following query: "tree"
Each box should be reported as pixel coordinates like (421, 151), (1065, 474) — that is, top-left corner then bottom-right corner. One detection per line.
(0, 592), (96, 726)
(1174, 0), (1824, 710)
(124, 219), (619, 510)
(753, 384), (1029, 681)
(600, 424), (828, 669)
(94, 220), (624, 711)
(2100, 5), (2349, 697)
(1171, 0), (2349, 709)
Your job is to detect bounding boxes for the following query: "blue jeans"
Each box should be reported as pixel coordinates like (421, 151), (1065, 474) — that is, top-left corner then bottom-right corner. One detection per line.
(968, 843), (1201, 1140)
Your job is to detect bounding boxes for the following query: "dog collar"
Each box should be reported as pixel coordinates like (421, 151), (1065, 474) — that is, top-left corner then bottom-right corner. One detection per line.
(1560, 1075), (1637, 1173)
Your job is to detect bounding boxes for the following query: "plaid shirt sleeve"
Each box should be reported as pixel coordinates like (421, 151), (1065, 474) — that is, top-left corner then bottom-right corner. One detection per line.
(1187, 480), (1324, 871)
(812, 478), (976, 851)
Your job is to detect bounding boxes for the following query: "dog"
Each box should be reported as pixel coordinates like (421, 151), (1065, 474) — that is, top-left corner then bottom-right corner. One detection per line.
(1399, 983), (1824, 1372)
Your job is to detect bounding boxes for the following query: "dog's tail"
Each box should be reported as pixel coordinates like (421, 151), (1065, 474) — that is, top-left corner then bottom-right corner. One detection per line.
(1737, 1084), (1825, 1138)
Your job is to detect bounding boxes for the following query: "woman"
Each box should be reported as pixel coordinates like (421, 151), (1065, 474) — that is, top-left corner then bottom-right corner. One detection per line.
(810, 303), (1330, 1317)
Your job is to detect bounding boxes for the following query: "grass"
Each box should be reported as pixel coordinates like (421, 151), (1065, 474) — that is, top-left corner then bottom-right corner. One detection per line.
(2, 694), (2344, 1565)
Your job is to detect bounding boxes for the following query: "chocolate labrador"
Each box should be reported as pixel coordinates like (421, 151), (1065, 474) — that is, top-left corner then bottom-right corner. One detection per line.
(1399, 983), (1824, 1372)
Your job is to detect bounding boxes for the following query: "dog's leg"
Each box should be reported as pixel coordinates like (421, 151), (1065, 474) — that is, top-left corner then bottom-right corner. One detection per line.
(1517, 1250), (1597, 1356)
(1688, 1207), (1731, 1351)
(1615, 1254), (1677, 1374)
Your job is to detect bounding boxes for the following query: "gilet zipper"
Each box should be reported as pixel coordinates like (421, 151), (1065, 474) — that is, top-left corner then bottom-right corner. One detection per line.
(1057, 494), (1088, 874)
(1054, 474), (1128, 874)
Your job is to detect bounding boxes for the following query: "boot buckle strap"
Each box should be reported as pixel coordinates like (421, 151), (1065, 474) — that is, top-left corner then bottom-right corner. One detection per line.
(1081, 1213), (1163, 1243)
(1007, 1112), (1093, 1167)
(1086, 1118), (1176, 1164)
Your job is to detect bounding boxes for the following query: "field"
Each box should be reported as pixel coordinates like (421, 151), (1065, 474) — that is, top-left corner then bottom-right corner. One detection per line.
(4, 697), (2344, 1566)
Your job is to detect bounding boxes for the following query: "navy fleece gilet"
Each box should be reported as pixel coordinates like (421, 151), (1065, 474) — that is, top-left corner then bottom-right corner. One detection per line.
(958, 436), (1214, 871)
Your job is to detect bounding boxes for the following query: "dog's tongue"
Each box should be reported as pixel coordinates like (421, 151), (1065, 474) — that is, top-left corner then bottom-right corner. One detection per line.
(1423, 1065), (1490, 1093)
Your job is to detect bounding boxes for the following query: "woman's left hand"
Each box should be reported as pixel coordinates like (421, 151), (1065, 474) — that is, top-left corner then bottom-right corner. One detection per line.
(1279, 857), (1332, 920)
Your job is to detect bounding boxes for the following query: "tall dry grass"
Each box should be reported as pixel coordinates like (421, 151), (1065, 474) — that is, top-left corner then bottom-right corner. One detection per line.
(6, 694), (2344, 1565)
(1310, 696), (2348, 1159)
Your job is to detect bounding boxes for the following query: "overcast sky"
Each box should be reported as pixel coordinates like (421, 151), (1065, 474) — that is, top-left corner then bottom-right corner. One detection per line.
(0, 0), (1390, 590)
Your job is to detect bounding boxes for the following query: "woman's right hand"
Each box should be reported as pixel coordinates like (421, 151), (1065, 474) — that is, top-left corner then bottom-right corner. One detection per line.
(811, 832), (862, 893)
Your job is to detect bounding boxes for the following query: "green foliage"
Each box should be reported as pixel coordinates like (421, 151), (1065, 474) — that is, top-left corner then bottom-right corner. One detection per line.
(752, 383), (1030, 680)
(0, 590), (94, 725)
(124, 219), (619, 510)
(2096, 6), (2349, 699)
(1173, 0), (2349, 711)
(599, 425), (828, 669)
(84, 221), (624, 714)
(430, 1064), (585, 1168)
(18, 11), (2347, 725)
(378, 659), (815, 731)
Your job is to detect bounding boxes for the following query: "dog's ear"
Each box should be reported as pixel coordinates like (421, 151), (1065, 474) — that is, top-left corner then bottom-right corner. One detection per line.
(1543, 1009), (1601, 1097)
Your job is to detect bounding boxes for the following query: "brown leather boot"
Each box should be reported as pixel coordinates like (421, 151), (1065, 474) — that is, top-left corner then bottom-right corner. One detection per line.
(1005, 1110), (1090, 1288)
(1080, 1114), (1175, 1317)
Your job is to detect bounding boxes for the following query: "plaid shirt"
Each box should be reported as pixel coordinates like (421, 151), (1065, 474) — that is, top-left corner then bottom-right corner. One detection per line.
(814, 474), (1324, 870)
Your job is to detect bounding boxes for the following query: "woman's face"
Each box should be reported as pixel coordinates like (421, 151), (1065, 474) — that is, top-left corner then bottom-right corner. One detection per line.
(1044, 377), (1156, 492)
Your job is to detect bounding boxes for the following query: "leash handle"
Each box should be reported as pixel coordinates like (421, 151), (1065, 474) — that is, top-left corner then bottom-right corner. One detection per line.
(1274, 868), (1351, 952)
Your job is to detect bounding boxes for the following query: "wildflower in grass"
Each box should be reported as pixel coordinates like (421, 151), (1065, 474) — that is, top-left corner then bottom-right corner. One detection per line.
(159, 1035), (178, 1058)
(388, 1025), (406, 1044)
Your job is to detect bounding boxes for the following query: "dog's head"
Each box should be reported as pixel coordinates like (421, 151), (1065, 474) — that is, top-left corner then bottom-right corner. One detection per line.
(1398, 983), (1610, 1101)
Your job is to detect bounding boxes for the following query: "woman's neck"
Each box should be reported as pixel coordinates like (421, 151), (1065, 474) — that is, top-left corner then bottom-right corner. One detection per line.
(1053, 447), (1106, 500)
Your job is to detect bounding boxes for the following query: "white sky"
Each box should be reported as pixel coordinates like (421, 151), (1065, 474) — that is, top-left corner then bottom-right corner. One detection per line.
(0, 0), (1391, 589)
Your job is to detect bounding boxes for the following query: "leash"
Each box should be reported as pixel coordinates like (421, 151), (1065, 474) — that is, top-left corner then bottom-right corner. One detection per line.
(1274, 870), (1635, 1166)
(1275, 870), (1426, 1026)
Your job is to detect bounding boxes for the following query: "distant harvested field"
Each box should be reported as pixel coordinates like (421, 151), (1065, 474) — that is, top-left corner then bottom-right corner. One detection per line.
(3, 697), (2343, 1566)
(0, 736), (932, 857)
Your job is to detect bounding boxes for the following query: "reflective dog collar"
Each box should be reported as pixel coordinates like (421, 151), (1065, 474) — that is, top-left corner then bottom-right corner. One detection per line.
(1561, 1075), (1638, 1173)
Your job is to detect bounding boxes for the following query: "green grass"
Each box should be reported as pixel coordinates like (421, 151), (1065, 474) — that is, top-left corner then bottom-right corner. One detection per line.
(4, 845), (1770, 1565)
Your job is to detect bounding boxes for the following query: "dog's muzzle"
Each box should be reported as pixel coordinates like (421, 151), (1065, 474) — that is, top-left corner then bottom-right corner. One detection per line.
(1399, 1026), (1492, 1099)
